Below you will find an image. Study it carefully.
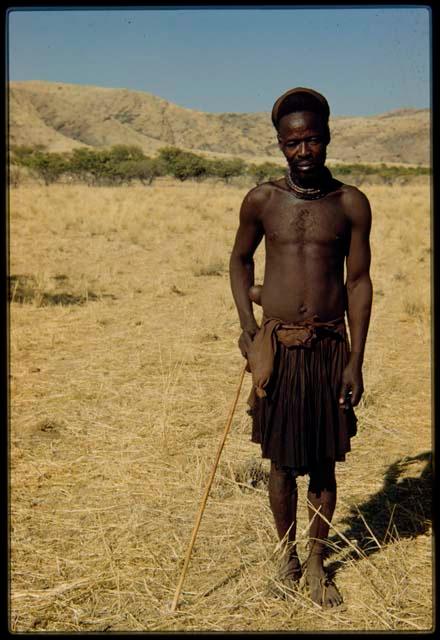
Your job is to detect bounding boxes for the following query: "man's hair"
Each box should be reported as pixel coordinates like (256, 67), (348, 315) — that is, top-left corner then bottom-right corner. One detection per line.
(272, 87), (331, 142)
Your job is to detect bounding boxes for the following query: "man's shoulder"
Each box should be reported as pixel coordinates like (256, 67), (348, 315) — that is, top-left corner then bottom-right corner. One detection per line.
(338, 184), (372, 225)
(339, 182), (368, 206)
(242, 180), (280, 206)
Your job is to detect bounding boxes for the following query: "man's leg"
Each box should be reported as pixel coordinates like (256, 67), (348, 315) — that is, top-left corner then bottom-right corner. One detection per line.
(268, 461), (301, 583)
(306, 459), (343, 607)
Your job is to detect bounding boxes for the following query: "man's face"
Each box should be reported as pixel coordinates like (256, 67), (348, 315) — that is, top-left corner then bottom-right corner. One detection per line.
(277, 111), (328, 179)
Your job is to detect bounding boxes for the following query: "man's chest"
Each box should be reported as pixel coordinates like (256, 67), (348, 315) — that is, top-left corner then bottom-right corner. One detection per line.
(261, 193), (349, 250)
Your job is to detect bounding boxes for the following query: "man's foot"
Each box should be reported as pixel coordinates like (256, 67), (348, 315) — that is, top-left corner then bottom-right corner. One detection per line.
(277, 552), (302, 586)
(303, 560), (343, 608)
(266, 553), (302, 599)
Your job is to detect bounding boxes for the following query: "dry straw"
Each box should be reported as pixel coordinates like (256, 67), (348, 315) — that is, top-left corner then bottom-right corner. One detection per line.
(170, 362), (247, 612)
(9, 179), (432, 632)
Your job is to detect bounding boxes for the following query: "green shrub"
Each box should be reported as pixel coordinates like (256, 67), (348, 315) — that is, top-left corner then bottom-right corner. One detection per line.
(107, 145), (145, 163)
(8, 143), (431, 188)
(26, 151), (68, 185)
(68, 148), (132, 185)
(114, 158), (162, 185)
(331, 163), (431, 180)
(207, 158), (246, 182)
(158, 147), (209, 181)
(247, 162), (283, 185)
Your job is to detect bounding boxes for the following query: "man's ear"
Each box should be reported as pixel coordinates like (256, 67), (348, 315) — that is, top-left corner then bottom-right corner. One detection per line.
(277, 134), (283, 148)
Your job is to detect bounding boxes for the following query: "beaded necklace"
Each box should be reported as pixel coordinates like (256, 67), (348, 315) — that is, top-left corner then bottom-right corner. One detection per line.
(285, 167), (331, 200)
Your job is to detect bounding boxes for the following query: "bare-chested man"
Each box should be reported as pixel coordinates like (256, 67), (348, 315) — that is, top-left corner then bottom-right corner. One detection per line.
(229, 88), (372, 608)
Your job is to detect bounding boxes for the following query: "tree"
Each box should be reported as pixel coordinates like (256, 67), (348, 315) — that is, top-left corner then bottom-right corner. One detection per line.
(108, 145), (146, 163)
(157, 147), (208, 181)
(69, 148), (118, 185)
(26, 151), (68, 185)
(68, 148), (101, 184)
(115, 158), (161, 185)
(10, 145), (39, 165)
(208, 158), (246, 183)
(248, 162), (283, 185)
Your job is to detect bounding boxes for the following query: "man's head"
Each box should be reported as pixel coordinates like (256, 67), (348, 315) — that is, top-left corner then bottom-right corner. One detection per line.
(272, 87), (330, 137)
(272, 88), (331, 179)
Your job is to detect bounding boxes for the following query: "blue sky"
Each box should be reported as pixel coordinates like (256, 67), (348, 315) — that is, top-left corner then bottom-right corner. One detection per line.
(7, 6), (431, 116)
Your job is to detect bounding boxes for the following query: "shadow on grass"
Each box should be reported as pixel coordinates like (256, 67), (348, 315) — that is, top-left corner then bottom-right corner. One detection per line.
(326, 451), (432, 574)
(8, 275), (116, 305)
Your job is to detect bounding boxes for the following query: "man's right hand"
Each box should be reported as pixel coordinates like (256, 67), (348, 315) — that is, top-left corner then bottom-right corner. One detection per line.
(238, 328), (258, 371)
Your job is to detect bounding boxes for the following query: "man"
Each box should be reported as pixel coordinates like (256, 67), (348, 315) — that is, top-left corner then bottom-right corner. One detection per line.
(229, 87), (372, 608)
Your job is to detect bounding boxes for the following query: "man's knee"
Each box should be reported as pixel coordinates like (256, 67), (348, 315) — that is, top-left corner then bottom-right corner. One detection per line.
(269, 462), (297, 495)
(308, 460), (336, 495)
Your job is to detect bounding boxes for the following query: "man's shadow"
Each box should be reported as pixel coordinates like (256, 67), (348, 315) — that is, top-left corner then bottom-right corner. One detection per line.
(325, 451), (432, 574)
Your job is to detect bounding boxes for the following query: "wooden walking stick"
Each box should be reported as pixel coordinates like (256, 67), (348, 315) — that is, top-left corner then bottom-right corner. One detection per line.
(170, 361), (248, 612)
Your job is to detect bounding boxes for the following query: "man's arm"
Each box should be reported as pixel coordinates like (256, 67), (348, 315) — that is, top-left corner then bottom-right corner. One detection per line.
(229, 188), (265, 357)
(340, 188), (373, 407)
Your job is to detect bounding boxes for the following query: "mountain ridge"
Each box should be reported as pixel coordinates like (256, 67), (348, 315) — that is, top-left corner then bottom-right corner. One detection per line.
(8, 81), (430, 165)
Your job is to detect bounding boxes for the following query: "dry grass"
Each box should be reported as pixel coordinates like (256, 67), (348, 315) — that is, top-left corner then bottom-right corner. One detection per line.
(9, 178), (432, 632)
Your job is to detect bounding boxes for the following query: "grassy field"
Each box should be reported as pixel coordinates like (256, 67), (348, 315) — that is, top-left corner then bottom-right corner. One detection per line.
(9, 178), (432, 632)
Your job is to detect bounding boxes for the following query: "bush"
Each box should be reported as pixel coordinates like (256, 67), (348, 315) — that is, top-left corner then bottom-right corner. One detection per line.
(207, 158), (246, 182)
(247, 162), (283, 185)
(8, 143), (431, 188)
(10, 145), (68, 185)
(114, 158), (162, 185)
(68, 148), (129, 186)
(107, 145), (146, 163)
(26, 152), (68, 185)
(10, 144), (46, 165)
(157, 147), (209, 181)
(68, 148), (101, 184)
(331, 163), (431, 181)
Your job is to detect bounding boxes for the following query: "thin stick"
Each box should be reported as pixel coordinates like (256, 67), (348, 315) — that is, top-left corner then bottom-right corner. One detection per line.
(170, 362), (247, 612)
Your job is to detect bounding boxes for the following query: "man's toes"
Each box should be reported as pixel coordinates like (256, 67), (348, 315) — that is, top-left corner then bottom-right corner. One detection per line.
(323, 584), (343, 609)
(305, 572), (344, 609)
(307, 580), (323, 606)
(279, 556), (302, 582)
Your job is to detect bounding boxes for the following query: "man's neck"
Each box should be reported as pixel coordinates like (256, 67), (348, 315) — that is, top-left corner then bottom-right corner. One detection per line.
(285, 166), (333, 200)
(289, 165), (329, 190)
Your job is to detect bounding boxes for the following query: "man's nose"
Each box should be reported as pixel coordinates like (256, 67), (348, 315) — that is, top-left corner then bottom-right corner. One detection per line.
(298, 141), (310, 156)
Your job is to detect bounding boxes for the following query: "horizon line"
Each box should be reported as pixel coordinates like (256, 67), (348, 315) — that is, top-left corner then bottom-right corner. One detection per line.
(7, 79), (431, 119)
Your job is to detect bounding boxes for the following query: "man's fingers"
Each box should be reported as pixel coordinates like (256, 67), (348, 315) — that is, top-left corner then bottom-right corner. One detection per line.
(243, 334), (253, 349)
(340, 383), (363, 408)
(238, 330), (255, 356)
(239, 338), (250, 356)
(339, 382), (350, 405)
(350, 386), (363, 407)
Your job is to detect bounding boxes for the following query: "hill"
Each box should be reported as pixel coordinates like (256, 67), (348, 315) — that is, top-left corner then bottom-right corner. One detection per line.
(8, 81), (430, 165)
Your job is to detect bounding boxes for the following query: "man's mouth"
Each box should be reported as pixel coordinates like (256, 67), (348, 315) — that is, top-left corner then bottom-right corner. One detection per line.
(295, 161), (314, 170)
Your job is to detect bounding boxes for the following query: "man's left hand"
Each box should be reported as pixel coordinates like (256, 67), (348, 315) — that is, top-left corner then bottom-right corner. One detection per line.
(339, 362), (364, 408)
